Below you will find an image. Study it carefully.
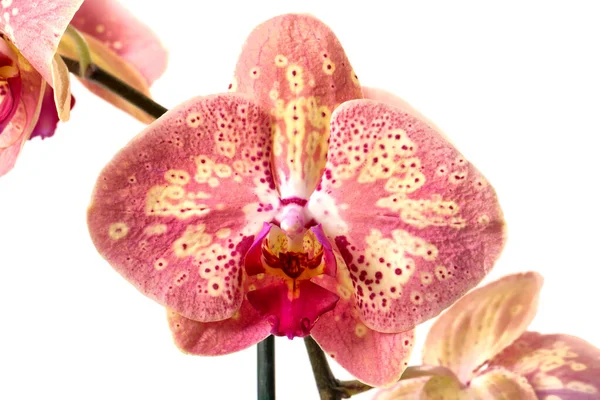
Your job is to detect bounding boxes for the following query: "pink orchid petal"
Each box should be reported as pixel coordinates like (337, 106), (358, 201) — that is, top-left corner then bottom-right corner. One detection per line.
(58, 32), (155, 123)
(247, 279), (339, 339)
(372, 377), (430, 400)
(309, 99), (506, 333)
(0, 0), (84, 86)
(362, 87), (447, 139)
(423, 272), (543, 383)
(311, 257), (414, 387)
(87, 94), (281, 322)
(167, 300), (271, 356)
(0, 52), (45, 176)
(71, 0), (167, 85)
(231, 14), (362, 199)
(375, 367), (536, 399)
(29, 86), (76, 140)
(469, 367), (537, 399)
(491, 332), (600, 399)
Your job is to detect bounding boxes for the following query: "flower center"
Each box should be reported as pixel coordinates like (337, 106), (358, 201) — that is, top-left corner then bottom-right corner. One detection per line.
(261, 237), (324, 279)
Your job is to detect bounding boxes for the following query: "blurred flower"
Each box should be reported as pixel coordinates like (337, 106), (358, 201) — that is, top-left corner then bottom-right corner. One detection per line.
(374, 272), (600, 399)
(87, 14), (504, 386)
(0, 0), (167, 176)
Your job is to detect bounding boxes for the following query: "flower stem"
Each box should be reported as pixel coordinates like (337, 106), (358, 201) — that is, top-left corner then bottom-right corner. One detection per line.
(257, 335), (275, 400)
(60, 56), (168, 119)
(304, 336), (373, 399)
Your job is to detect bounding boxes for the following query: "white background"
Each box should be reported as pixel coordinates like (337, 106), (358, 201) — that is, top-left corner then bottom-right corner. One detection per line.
(1, 1), (599, 399)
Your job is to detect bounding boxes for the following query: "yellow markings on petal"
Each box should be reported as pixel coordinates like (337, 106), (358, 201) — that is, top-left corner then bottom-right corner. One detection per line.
(434, 265), (450, 281)
(249, 67), (260, 79)
(570, 362), (587, 371)
(274, 54), (288, 67)
(410, 291), (424, 305)
(207, 277), (224, 296)
(350, 70), (360, 86)
(214, 164), (232, 178)
(144, 223), (167, 236)
(173, 224), (212, 258)
(216, 141), (236, 159)
(322, 60), (335, 75)
(186, 112), (204, 128)
(273, 125), (284, 157)
(271, 99), (285, 119)
(512, 340), (580, 375)
(146, 185), (210, 219)
(376, 195), (466, 230)
(195, 155), (214, 183)
(337, 284), (352, 300)
(354, 323), (368, 338)
(286, 64), (304, 94)
(208, 177), (220, 187)
(421, 272), (433, 285)
(391, 229), (438, 261)
(269, 88), (279, 101)
(108, 222), (128, 240)
(530, 373), (563, 390)
(154, 258), (168, 271)
(449, 170), (468, 184)
(95, 24), (105, 33)
(215, 228), (232, 239)
(566, 381), (597, 393)
(478, 215), (490, 225)
(165, 170), (190, 185)
(510, 304), (523, 316)
(256, 273), (265, 280)
(248, 284), (257, 292)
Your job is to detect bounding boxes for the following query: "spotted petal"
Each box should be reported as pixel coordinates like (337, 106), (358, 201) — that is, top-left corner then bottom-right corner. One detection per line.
(423, 272), (543, 383)
(0, 0), (83, 86)
(231, 13), (362, 199)
(372, 377), (430, 400)
(70, 0), (167, 85)
(311, 254), (414, 387)
(167, 300), (270, 356)
(469, 367), (537, 399)
(87, 94), (281, 322)
(310, 99), (506, 333)
(374, 368), (536, 399)
(490, 332), (600, 399)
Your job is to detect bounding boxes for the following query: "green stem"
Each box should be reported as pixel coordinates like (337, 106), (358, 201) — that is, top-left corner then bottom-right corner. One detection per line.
(304, 336), (373, 399)
(64, 26), (92, 77)
(60, 56), (168, 119)
(304, 336), (341, 400)
(257, 336), (275, 400)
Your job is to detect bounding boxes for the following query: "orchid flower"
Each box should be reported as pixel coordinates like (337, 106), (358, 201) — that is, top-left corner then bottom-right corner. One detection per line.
(374, 272), (600, 399)
(87, 14), (505, 386)
(0, 0), (167, 176)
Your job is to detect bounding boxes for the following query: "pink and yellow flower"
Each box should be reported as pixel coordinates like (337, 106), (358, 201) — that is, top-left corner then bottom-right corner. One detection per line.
(375, 272), (600, 399)
(0, 0), (167, 176)
(87, 14), (505, 386)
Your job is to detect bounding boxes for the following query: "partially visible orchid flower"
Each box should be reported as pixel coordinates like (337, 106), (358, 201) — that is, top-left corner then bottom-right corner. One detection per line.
(374, 272), (600, 399)
(87, 14), (505, 386)
(0, 0), (167, 177)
